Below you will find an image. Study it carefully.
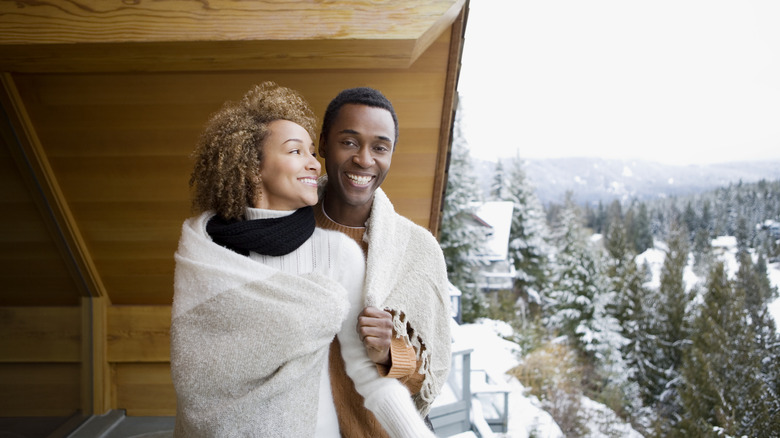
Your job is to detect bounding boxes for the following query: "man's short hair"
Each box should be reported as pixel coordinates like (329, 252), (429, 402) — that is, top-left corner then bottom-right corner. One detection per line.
(320, 87), (399, 147)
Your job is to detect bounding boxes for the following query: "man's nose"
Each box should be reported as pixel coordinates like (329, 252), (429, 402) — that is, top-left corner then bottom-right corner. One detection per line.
(353, 146), (374, 168)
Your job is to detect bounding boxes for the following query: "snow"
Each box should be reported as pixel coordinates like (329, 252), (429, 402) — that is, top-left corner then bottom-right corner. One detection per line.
(635, 241), (666, 290)
(769, 262), (780, 331)
(474, 202), (515, 261)
(451, 320), (641, 438)
(579, 397), (643, 438)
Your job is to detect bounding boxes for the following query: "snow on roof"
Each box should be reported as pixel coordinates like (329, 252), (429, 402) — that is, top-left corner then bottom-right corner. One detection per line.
(472, 201), (514, 261)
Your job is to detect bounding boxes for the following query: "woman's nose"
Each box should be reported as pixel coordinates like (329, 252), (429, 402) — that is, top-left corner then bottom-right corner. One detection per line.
(307, 154), (321, 173)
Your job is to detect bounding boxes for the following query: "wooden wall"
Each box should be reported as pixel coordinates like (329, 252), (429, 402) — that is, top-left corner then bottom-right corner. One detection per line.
(0, 0), (467, 419)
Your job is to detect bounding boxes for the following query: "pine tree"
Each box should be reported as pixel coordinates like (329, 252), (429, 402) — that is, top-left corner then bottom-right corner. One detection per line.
(604, 200), (626, 260)
(439, 101), (488, 322)
(734, 252), (780, 431)
(683, 201), (698, 241)
(544, 198), (625, 367)
(501, 157), (550, 313)
(490, 160), (506, 200)
(735, 215), (751, 255)
(601, 201), (651, 419)
(678, 262), (779, 436)
(649, 220), (692, 433)
(631, 202), (654, 254)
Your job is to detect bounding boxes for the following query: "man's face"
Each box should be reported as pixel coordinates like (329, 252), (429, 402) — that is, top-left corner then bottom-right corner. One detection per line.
(320, 104), (395, 211)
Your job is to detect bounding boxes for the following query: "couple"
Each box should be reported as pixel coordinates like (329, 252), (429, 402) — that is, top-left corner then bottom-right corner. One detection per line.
(171, 82), (451, 437)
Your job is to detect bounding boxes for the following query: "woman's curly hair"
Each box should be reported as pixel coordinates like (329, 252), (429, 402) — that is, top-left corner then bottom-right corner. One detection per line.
(189, 82), (318, 220)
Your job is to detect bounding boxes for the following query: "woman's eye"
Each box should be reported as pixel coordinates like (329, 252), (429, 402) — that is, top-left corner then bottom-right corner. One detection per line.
(290, 149), (300, 155)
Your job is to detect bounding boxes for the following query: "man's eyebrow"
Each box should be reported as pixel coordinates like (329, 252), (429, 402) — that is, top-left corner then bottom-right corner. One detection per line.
(338, 129), (392, 143)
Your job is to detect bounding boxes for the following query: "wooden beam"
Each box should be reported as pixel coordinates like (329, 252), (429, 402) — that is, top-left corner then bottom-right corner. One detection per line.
(0, 40), (418, 73)
(0, 0), (465, 73)
(429, 0), (468, 237)
(0, 73), (108, 298)
(83, 297), (111, 415)
(0, 1), (463, 44)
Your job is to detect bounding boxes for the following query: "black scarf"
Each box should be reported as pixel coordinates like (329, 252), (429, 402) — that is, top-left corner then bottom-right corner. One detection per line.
(206, 206), (316, 257)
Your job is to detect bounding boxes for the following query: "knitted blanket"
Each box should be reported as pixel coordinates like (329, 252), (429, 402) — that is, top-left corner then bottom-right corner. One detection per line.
(170, 212), (349, 437)
(363, 189), (452, 416)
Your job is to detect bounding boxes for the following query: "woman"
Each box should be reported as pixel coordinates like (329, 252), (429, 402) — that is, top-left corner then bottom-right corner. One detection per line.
(170, 82), (434, 437)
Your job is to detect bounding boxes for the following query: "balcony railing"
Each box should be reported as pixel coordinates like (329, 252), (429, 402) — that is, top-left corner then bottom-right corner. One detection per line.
(429, 347), (472, 436)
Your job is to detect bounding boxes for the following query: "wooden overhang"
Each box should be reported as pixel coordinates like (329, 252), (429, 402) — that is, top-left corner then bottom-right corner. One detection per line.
(0, 0), (468, 417)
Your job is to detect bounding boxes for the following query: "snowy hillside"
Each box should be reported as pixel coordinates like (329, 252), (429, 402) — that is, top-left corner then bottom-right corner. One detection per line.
(452, 320), (643, 438)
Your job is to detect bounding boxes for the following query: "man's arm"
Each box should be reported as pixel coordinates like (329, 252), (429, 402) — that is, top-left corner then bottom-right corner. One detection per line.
(358, 306), (424, 394)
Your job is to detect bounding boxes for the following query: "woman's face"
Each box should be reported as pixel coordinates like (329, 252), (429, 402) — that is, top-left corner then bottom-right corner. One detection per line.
(253, 120), (321, 210)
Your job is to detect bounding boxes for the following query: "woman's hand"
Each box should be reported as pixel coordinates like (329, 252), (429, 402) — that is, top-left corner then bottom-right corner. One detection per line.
(357, 306), (393, 366)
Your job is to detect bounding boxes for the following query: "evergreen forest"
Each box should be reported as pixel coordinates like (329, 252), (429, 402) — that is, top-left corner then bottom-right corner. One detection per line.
(439, 115), (780, 437)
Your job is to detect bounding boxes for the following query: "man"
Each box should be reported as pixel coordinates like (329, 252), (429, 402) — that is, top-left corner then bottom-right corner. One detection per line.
(315, 87), (452, 436)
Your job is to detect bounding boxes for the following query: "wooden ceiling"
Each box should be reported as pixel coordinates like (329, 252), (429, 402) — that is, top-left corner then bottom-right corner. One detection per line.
(0, 0), (467, 306)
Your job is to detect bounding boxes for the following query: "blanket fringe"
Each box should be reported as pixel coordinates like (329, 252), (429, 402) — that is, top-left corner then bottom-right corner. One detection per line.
(389, 309), (439, 413)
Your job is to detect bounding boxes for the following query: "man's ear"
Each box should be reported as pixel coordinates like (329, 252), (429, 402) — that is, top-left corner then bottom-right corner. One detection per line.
(318, 136), (327, 159)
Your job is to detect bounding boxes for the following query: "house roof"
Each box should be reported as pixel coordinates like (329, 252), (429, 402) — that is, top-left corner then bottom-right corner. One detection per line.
(474, 201), (515, 261)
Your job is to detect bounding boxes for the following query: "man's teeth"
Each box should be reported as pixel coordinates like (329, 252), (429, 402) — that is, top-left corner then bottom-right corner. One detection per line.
(347, 174), (372, 185)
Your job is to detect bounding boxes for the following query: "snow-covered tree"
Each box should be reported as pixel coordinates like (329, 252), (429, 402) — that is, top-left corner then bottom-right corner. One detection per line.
(603, 201), (652, 422)
(439, 101), (488, 322)
(544, 198), (625, 368)
(501, 157), (550, 312)
(490, 160), (506, 200)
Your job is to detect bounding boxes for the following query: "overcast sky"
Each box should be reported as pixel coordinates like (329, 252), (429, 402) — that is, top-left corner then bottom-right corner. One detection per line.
(457, 0), (780, 166)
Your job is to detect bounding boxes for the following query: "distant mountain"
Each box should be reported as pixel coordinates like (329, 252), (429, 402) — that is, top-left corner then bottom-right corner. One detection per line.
(474, 157), (780, 205)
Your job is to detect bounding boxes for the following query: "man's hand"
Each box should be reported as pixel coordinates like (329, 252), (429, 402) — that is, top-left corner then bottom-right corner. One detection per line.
(357, 306), (393, 366)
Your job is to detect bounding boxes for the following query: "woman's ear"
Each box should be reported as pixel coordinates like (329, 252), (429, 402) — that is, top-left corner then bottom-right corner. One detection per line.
(250, 173), (264, 208)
